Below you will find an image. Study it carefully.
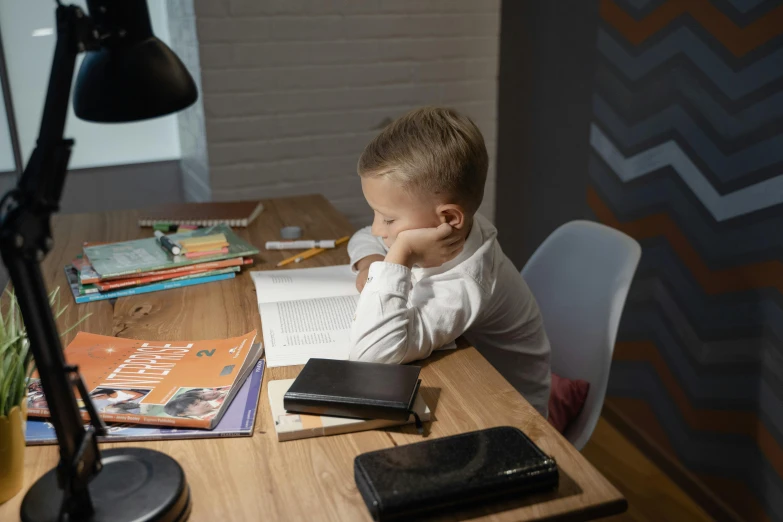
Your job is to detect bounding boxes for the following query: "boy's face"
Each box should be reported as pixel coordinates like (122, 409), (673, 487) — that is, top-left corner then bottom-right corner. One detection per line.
(361, 176), (442, 248)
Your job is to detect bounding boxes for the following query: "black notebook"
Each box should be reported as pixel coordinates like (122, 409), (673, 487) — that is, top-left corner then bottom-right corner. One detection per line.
(283, 359), (422, 422)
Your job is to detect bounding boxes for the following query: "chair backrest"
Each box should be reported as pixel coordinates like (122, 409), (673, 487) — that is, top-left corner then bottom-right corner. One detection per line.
(521, 220), (641, 450)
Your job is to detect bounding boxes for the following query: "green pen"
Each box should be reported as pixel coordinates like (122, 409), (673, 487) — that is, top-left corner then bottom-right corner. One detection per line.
(153, 222), (178, 232)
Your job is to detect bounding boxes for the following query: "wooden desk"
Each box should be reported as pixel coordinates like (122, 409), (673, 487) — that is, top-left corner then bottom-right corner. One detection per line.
(0, 195), (626, 521)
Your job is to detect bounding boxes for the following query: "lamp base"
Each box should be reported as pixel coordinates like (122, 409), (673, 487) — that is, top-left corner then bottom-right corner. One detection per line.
(20, 447), (191, 522)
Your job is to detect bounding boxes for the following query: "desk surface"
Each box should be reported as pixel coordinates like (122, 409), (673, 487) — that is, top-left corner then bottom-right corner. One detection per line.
(0, 195), (626, 521)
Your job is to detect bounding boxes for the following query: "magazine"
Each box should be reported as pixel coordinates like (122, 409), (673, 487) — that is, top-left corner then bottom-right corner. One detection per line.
(27, 330), (261, 429)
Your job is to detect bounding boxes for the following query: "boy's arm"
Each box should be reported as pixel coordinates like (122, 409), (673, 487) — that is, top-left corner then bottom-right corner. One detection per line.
(349, 262), (483, 364)
(348, 226), (387, 271)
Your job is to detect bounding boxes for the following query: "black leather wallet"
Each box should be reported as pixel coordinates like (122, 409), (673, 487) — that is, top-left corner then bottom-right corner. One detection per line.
(354, 426), (559, 521)
(284, 358), (422, 421)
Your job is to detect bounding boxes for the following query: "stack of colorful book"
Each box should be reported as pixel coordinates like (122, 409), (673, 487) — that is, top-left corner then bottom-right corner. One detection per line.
(26, 331), (266, 444)
(65, 224), (259, 303)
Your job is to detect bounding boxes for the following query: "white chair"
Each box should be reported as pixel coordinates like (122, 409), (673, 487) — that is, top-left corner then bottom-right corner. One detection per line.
(521, 220), (641, 450)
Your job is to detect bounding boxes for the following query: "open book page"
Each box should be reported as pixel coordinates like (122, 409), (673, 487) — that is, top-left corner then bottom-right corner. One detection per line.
(251, 265), (357, 304)
(260, 294), (359, 367)
(252, 265), (360, 367)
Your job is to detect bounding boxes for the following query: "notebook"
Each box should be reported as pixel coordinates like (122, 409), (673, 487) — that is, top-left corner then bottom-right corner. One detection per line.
(250, 265), (358, 367)
(269, 378), (430, 442)
(283, 358), (422, 422)
(138, 201), (264, 228)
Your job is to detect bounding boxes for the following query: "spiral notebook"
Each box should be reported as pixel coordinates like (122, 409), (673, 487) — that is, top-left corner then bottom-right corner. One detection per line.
(138, 201), (264, 227)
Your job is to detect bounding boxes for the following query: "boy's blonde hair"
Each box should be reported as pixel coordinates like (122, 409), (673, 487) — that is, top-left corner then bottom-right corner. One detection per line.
(357, 106), (488, 213)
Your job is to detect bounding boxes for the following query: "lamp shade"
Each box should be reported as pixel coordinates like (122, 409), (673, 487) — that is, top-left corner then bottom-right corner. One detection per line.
(73, 0), (197, 123)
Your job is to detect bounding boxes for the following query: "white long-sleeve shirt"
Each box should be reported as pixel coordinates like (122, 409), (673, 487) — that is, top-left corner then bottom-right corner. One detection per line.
(348, 214), (551, 417)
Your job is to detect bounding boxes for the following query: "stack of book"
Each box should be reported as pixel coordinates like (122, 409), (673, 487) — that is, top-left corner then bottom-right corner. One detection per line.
(65, 224), (259, 303)
(26, 331), (266, 444)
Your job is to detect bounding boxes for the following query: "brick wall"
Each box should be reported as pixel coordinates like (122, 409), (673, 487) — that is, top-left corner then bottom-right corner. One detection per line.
(193, 0), (500, 228)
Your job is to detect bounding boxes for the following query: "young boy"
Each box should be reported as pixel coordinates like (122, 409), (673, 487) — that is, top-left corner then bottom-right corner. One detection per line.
(348, 107), (551, 417)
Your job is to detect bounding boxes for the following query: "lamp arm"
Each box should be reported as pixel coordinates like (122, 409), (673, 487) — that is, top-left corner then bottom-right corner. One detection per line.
(0, 4), (103, 520)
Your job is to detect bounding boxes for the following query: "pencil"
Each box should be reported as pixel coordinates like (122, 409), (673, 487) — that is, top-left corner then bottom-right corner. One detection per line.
(294, 236), (349, 264)
(276, 246), (319, 267)
(275, 236), (350, 267)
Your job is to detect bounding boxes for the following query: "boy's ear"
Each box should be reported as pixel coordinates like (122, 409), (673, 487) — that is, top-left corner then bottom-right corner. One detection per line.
(437, 204), (465, 229)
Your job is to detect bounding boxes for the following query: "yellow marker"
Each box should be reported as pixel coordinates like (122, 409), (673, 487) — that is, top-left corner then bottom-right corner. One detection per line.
(275, 236), (350, 267)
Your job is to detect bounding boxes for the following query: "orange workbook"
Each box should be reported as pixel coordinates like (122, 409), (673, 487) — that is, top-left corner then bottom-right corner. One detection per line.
(27, 330), (261, 429)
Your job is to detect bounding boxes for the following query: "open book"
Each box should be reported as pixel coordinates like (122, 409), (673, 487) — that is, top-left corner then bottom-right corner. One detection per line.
(27, 331), (261, 429)
(251, 265), (358, 367)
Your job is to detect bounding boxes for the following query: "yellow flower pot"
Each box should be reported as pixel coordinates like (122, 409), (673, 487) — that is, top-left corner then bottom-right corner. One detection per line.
(0, 403), (26, 504)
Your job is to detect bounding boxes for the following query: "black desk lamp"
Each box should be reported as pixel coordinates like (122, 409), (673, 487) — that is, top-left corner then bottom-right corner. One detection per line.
(0, 1), (197, 520)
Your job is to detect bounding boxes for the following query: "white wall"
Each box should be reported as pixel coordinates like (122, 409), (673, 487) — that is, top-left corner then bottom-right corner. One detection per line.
(194, 0), (500, 227)
(167, 0), (212, 202)
(0, 82), (13, 172)
(0, 0), (181, 169)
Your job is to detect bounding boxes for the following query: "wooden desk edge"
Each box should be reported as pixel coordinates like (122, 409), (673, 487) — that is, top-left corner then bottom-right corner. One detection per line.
(550, 498), (628, 522)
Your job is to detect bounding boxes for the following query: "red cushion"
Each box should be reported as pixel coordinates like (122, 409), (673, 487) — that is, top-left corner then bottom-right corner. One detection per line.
(547, 373), (590, 434)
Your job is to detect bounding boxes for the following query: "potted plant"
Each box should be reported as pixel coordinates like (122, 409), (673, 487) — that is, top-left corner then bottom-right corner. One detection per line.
(0, 289), (87, 503)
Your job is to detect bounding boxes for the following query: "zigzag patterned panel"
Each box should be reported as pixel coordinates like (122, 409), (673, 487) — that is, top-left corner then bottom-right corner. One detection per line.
(589, 1), (783, 520)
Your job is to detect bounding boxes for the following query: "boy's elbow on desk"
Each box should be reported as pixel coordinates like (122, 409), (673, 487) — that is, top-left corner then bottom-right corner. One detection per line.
(348, 334), (414, 365)
(350, 305), (445, 364)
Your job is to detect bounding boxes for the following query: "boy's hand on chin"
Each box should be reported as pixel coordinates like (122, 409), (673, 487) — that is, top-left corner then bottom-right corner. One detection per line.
(387, 223), (464, 269)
